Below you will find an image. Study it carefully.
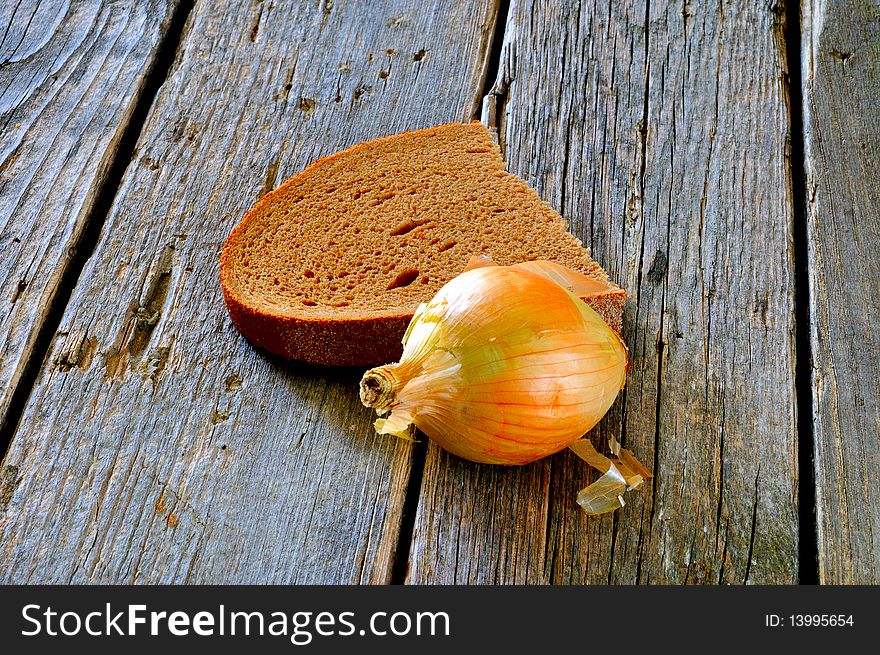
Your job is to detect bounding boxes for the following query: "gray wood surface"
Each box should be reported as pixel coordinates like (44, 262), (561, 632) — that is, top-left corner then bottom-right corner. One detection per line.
(0, 0), (179, 426)
(802, 0), (880, 583)
(0, 0), (500, 583)
(408, 0), (800, 583)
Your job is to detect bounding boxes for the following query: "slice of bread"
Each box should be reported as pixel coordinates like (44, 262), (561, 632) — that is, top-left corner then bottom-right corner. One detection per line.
(220, 122), (625, 367)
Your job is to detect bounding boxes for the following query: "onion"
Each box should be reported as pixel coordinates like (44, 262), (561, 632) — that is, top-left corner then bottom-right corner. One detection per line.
(360, 260), (651, 513)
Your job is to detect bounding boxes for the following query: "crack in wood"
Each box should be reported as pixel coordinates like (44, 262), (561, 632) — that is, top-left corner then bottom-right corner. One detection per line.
(54, 331), (99, 372)
(0, 464), (21, 513)
(744, 469), (761, 583)
(10, 279), (27, 304)
(542, 458), (555, 581)
(714, 397), (726, 557)
(258, 158), (280, 199)
(248, 0), (264, 43)
(104, 242), (176, 381)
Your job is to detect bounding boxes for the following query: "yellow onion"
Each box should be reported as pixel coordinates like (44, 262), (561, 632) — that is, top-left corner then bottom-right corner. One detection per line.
(359, 259), (628, 466)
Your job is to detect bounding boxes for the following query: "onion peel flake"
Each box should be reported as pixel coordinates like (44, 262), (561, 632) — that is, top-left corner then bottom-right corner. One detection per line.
(569, 438), (652, 515)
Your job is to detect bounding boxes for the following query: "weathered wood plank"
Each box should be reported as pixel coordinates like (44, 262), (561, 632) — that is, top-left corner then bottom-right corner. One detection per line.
(0, 0), (180, 426)
(409, 0), (800, 583)
(0, 0), (499, 583)
(802, 0), (880, 583)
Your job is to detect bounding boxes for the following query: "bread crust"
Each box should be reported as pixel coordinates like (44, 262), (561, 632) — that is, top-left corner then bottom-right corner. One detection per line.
(220, 122), (625, 367)
(223, 280), (624, 367)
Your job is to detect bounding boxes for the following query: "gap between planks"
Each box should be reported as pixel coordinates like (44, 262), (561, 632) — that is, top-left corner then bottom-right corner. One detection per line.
(390, 0), (512, 584)
(783, 0), (819, 585)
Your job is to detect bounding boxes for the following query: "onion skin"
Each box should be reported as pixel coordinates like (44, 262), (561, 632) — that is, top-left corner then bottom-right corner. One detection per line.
(360, 263), (628, 465)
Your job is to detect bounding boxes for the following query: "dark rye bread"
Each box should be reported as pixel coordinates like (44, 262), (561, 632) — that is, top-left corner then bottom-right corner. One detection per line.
(220, 122), (625, 367)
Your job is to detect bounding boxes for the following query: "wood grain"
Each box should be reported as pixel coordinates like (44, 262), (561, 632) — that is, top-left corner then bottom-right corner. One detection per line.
(0, 0), (180, 427)
(802, 0), (880, 583)
(409, 0), (800, 583)
(0, 0), (500, 583)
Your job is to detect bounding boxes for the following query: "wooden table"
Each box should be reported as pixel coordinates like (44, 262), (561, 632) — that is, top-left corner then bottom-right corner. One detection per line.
(1, 0), (877, 584)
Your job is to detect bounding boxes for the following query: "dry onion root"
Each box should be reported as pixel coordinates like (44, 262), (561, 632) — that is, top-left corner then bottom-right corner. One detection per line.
(359, 257), (651, 514)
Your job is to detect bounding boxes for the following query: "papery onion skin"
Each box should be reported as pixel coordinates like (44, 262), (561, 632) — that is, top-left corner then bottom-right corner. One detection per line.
(360, 263), (628, 465)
